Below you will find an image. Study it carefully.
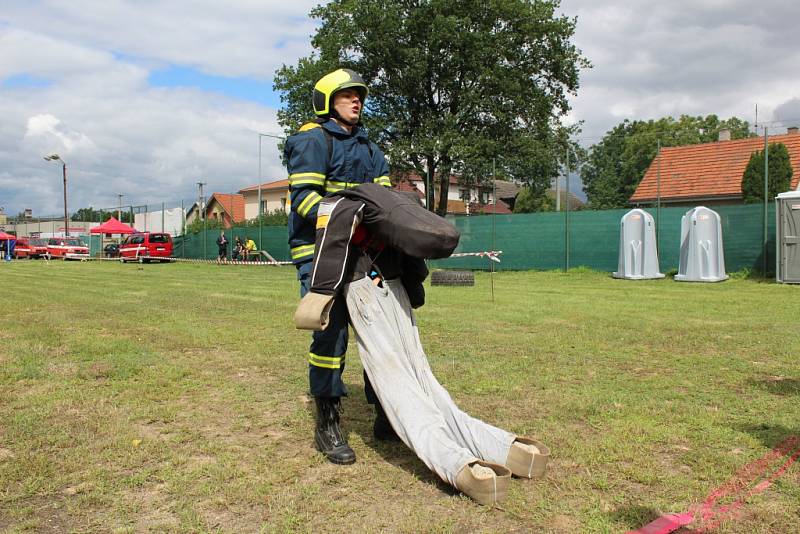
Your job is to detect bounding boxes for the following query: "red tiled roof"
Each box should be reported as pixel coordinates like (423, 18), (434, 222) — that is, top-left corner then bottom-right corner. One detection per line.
(631, 132), (800, 203)
(239, 179), (289, 193)
(395, 172), (460, 185)
(208, 193), (246, 222)
(393, 181), (425, 197)
(469, 199), (512, 214)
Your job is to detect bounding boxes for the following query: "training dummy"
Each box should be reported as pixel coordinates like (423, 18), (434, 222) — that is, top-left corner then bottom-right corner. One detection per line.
(294, 184), (550, 506)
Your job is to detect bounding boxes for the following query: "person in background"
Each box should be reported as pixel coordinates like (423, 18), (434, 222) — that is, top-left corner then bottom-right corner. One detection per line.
(245, 237), (257, 261)
(232, 236), (243, 261)
(216, 231), (228, 263)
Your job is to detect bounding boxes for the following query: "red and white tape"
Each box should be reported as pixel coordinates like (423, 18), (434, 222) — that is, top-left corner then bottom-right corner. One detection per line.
(448, 250), (502, 263)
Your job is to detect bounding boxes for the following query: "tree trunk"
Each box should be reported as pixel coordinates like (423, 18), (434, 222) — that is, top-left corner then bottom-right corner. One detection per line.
(435, 157), (452, 217)
(425, 154), (436, 212)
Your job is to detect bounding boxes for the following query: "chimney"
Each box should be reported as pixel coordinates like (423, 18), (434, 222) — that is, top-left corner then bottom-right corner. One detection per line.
(718, 128), (731, 142)
(788, 126), (799, 135)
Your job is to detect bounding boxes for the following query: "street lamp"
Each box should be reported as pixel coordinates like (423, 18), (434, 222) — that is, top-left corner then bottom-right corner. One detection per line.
(43, 153), (69, 237)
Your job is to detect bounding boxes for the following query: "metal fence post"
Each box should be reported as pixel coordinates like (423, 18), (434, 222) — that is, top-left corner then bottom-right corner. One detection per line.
(565, 145), (570, 271)
(763, 127), (769, 275)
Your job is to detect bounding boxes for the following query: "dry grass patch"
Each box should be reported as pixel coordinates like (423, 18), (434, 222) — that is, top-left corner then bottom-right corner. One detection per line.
(1, 262), (799, 532)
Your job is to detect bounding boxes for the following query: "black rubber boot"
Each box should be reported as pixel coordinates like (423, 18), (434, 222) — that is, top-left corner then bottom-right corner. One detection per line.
(373, 402), (401, 442)
(314, 397), (356, 465)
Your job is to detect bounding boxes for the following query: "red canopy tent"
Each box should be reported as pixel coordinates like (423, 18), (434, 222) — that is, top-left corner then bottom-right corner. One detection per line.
(0, 231), (16, 258)
(90, 217), (136, 235)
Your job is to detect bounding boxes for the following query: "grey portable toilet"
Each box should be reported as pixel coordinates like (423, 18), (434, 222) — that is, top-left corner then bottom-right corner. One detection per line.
(776, 191), (800, 284)
(613, 209), (664, 279)
(675, 206), (728, 282)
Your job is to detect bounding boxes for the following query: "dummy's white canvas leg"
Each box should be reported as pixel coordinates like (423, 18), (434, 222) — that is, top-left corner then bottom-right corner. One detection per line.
(344, 277), (515, 488)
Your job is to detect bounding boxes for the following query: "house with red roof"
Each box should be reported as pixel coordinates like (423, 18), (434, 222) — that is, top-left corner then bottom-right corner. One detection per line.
(205, 193), (245, 228)
(393, 173), (513, 214)
(630, 127), (800, 206)
(239, 179), (290, 218)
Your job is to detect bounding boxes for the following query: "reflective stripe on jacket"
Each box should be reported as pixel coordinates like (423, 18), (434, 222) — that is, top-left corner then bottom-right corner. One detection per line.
(284, 119), (391, 265)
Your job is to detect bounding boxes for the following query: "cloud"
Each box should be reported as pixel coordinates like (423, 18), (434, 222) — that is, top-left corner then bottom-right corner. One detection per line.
(2, 0), (800, 216)
(773, 98), (800, 128)
(560, 0), (800, 142)
(0, 12), (295, 217)
(3, 1), (320, 81)
(25, 113), (96, 153)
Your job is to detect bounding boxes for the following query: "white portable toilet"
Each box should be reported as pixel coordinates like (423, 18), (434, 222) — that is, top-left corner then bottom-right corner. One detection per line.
(776, 191), (800, 284)
(675, 206), (728, 282)
(613, 209), (664, 279)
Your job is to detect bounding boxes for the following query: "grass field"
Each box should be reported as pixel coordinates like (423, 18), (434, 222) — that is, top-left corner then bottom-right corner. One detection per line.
(1, 261), (799, 533)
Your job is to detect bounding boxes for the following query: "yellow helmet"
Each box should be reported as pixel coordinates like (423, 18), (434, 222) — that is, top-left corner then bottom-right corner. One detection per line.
(313, 68), (368, 117)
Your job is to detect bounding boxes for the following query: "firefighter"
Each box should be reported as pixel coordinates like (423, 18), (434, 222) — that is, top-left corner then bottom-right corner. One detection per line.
(284, 68), (395, 465)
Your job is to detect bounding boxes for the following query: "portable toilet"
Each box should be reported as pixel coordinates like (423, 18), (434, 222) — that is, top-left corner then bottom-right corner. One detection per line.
(613, 209), (664, 279)
(675, 206), (728, 282)
(776, 191), (800, 284)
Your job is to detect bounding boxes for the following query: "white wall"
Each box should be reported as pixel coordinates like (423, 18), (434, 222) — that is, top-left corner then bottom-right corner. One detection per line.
(134, 207), (184, 235)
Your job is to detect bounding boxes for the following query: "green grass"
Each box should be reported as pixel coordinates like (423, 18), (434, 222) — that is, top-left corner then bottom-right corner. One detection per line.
(1, 261), (799, 533)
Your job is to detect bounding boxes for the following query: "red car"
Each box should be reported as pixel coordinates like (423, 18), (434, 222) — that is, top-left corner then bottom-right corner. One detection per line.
(119, 232), (173, 262)
(14, 237), (49, 259)
(47, 237), (90, 259)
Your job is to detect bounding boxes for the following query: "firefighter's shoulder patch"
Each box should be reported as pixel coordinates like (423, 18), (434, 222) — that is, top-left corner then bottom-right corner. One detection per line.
(298, 122), (322, 133)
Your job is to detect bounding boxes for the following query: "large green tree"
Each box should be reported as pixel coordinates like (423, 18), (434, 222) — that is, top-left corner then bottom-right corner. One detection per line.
(274, 0), (589, 215)
(582, 115), (753, 209)
(513, 186), (554, 213)
(741, 143), (793, 203)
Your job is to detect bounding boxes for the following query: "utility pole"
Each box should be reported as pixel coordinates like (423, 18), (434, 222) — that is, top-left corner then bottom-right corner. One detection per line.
(117, 194), (124, 220)
(197, 182), (207, 220)
(43, 154), (69, 236)
(197, 181), (208, 258)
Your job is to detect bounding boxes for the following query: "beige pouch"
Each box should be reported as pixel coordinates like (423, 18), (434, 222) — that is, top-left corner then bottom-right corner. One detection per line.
(455, 460), (511, 507)
(294, 292), (335, 331)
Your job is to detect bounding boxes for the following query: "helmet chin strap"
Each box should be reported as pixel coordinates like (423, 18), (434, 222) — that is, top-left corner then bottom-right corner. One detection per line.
(331, 110), (358, 127)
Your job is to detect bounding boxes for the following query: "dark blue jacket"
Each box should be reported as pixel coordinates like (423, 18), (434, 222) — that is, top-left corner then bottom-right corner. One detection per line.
(284, 119), (391, 264)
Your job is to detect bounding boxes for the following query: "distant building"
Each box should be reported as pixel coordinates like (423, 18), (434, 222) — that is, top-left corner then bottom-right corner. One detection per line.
(631, 127), (800, 206)
(393, 173), (512, 214)
(205, 193), (245, 228)
(239, 180), (290, 218)
(185, 202), (205, 226)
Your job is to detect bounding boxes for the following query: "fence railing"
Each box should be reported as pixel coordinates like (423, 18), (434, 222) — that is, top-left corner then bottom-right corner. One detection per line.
(162, 203), (775, 274)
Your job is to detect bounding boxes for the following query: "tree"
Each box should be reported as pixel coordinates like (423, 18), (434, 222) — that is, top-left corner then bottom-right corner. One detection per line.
(71, 207), (131, 223)
(582, 115), (753, 209)
(741, 143), (793, 203)
(274, 0), (589, 215)
(513, 186), (554, 213)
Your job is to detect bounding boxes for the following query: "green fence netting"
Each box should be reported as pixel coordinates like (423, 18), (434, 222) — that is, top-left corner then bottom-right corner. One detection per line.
(170, 203), (776, 273)
(173, 226), (290, 261)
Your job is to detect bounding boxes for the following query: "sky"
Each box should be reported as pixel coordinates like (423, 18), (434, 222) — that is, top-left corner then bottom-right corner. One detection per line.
(2, 0), (799, 217)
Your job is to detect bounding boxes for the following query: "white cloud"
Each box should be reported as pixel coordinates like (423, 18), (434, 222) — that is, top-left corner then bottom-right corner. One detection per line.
(2, 0), (800, 215)
(0, 5), (298, 216)
(560, 0), (800, 142)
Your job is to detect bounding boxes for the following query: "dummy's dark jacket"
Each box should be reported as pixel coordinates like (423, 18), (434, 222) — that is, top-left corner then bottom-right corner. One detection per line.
(309, 184), (460, 308)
